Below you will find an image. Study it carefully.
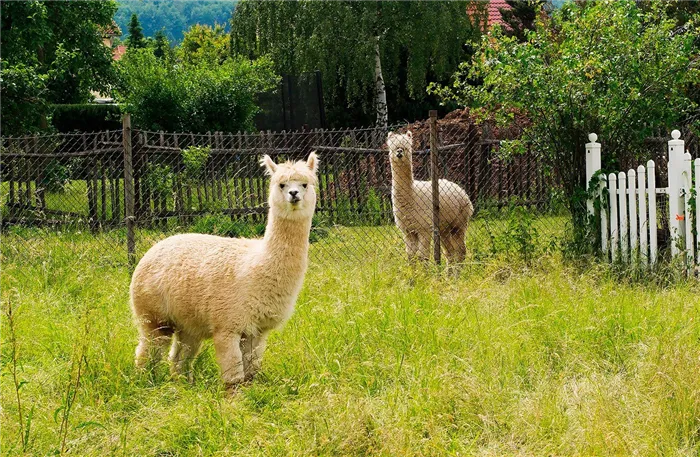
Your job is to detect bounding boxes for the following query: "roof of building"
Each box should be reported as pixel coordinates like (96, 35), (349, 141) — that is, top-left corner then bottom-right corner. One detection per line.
(113, 45), (127, 61)
(102, 20), (122, 37)
(488, 0), (511, 26)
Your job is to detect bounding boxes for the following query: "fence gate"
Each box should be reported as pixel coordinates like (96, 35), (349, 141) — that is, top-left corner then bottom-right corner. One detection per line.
(587, 130), (699, 266)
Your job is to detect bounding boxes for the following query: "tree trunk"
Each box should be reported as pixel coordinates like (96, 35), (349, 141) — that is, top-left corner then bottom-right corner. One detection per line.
(374, 36), (388, 129)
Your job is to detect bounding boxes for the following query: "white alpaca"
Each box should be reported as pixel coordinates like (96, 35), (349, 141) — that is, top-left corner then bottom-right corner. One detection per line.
(388, 131), (474, 264)
(129, 152), (319, 390)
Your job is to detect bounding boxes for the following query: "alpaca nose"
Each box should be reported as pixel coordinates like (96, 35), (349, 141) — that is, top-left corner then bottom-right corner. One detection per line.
(289, 190), (298, 197)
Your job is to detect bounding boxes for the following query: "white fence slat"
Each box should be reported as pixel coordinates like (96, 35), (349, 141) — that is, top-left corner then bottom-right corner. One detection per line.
(628, 169), (638, 263)
(696, 158), (700, 264)
(618, 171), (628, 262)
(601, 176), (609, 256)
(684, 152), (694, 264)
(638, 165), (648, 266)
(648, 160), (657, 265)
(609, 173), (619, 261)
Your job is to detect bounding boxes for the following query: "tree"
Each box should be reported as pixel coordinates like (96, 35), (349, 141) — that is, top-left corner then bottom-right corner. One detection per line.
(431, 1), (699, 229)
(179, 24), (229, 65)
(114, 49), (278, 133)
(153, 28), (171, 60)
(127, 13), (146, 49)
(498, 0), (547, 42)
(1, 1), (117, 134)
(230, 1), (482, 127)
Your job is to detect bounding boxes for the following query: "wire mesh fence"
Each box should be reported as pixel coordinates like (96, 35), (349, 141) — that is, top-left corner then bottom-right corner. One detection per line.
(1, 113), (568, 267)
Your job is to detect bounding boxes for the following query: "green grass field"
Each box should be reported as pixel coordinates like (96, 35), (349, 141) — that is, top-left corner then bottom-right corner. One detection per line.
(2, 227), (700, 456)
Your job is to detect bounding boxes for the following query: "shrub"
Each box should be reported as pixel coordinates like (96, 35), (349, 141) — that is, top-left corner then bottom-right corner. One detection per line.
(114, 50), (278, 133)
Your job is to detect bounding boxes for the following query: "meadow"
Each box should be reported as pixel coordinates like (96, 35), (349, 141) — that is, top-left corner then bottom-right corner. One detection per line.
(2, 227), (700, 456)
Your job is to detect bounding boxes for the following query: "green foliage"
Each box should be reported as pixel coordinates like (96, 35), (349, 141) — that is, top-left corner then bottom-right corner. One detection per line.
(493, 205), (540, 262)
(41, 160), (70, 193)
(114, 0), (235, 44)
(126, 13), (146, 49)
(231, 1), (482, 126)
(143, 162), (174, 202)
(152, 29), (171, 61)
(0, 1), (117, 135)
(114, 49), (278, 132)
(432, 0), (699, 225)
(50, 104), (121, 133)
(179, 24), (229, 65)
(180, 146), (211, 183)
(0, 63), (48, 136)
(192, 214), (265, 238)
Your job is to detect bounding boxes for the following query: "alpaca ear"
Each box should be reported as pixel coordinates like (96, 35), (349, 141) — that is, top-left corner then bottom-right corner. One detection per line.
(406, 130), (413, 140)
(260, 155), (277, 175)
(306, 151), (319, 174)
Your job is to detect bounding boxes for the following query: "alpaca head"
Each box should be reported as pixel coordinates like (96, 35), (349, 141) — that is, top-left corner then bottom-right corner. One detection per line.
(261, 152), (319, 220)
(387, 131), (413, 166)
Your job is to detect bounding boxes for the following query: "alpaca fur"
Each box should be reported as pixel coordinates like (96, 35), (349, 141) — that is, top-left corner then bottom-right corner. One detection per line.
(388, 131), (474, 264)
(130, 152), (319, 390)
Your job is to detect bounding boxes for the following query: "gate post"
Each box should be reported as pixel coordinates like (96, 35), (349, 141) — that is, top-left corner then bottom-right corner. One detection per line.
(429, 110), (441, 266)
(585, 133), (605, 254)
(668, 129), (685, 258)
(123, 114), (136, 267)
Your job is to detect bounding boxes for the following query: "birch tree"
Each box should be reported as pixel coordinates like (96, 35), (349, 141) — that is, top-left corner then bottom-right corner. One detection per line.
(231, 1), (481, 127)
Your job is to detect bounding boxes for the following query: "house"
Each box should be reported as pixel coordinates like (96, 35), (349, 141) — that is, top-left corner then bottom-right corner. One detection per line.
(468, 0), (511, 31)
(92, 20), (124, 103)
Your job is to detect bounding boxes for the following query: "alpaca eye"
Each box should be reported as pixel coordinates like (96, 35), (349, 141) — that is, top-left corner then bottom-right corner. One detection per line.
(302, 184), (307, 188)
(279, 183), (285, 189)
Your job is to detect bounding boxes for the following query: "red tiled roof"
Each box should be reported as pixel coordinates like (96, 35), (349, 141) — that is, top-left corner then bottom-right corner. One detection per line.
(468, 0), (511, 31)
(113, 45), (127, 61)
(488, 0), (511, 26)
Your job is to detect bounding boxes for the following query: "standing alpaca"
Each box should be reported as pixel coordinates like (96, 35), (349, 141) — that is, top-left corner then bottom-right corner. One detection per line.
(130, 152), (319, 391)
(388, 131), (474, 264)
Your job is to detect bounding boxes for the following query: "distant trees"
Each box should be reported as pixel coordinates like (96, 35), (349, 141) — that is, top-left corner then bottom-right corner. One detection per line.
(114, 0), (234, 44)
(127, 13), (146, 49)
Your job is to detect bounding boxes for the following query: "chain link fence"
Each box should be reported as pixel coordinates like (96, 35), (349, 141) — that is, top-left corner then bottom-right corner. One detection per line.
(1, 113), (568, 267)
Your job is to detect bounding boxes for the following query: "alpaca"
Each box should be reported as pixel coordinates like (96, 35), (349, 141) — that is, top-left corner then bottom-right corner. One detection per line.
(387, 131), (474, 264)
(129, 152), (319, 391)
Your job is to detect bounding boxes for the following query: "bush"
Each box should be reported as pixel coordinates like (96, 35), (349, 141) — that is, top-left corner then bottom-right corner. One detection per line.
(51, 104), (122, 132)
(114, 50), (279, 133)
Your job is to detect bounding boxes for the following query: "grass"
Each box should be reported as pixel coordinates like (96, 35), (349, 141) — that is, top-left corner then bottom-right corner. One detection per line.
(2, 229), (700, 456)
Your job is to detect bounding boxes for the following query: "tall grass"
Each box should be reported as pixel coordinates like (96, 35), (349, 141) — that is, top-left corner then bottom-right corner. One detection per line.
(1, 233), (699, 456)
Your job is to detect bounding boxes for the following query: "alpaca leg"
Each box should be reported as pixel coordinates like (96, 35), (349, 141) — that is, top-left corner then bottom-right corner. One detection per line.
(169, 330), (202, 381)
(417, 233), (431, 262)
(134, 318), (173, 369)
(245, 331), (270, 382)
(452, 227), (467, 264)
(404, 231), (419, 261)
(213, 332), (245, 390)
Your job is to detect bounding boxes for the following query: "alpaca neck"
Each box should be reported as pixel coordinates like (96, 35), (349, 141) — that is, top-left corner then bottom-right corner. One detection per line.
(390, 160), (415, 201)
(262, 212), (311, 264)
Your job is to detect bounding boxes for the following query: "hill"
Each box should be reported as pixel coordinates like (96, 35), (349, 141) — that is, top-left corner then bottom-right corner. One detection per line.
(114, 0), (235, 43)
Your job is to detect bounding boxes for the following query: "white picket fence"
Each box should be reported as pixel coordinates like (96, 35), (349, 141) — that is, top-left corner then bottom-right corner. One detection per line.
(586, 130), (698, 266)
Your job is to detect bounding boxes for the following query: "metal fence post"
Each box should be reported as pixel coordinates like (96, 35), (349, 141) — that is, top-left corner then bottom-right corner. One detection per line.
(429, 110), (441, 265)
(123, 114), (136, 266)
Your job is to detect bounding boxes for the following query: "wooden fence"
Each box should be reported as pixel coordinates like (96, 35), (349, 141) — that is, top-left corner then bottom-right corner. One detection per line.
(1, 115), (556, 236)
